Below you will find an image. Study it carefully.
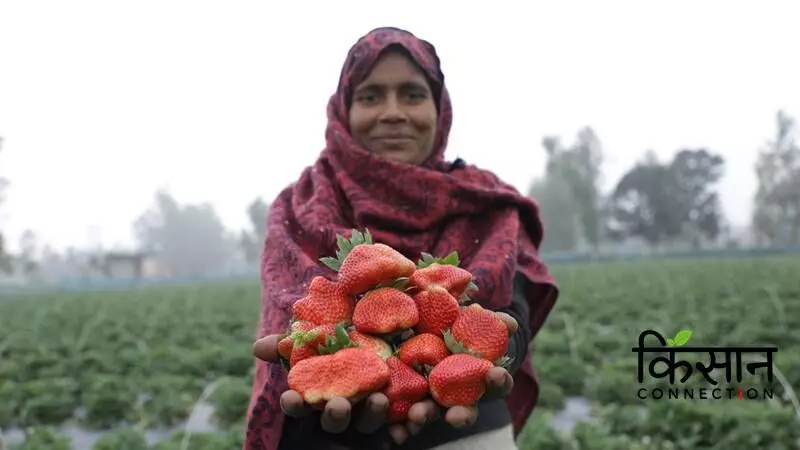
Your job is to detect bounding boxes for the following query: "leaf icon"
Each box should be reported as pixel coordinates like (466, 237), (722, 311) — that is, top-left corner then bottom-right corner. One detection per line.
(666, 338), (675, 346)
(671, 330), (692, 347)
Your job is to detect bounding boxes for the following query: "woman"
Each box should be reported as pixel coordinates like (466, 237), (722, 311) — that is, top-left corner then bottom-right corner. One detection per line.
(245, 27), (558, 450)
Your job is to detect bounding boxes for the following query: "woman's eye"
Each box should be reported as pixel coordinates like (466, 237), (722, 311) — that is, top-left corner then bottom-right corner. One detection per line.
(356, 94), (379, 104)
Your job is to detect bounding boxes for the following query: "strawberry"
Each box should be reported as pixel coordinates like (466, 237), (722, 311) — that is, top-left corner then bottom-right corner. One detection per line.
(320, 229), (416, 295)
(289, 344), (318, 368)
(388, 399), (415, 425)
(352, 287), (419, 335)
(383, 357), (429, 423)
(412, 285), (460, 336)
(278, 334), (294, 360)
(397, 333), (450, 369)
(290, 320), (317, 332)
(348, 330), (393, 360)
(411, 258), (475, 299)
(444, 304), (509, 363)
(277, 321), (317, 362)
(289, 323), (354, 367)
(428, 354), (494, 407)
(292, 276), (355, 325)
(287, 347), (391, 404)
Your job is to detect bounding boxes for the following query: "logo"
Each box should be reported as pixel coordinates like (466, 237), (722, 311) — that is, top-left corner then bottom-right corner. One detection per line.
(632, 329), (778, 400)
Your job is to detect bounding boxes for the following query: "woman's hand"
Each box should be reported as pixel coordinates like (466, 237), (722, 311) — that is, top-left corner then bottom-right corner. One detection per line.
(387, 312), (519, 445)
(253, 311), (518, 443)
(253, 334), (390, 434)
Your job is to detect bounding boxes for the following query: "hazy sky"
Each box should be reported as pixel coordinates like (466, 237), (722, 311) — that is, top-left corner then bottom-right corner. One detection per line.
(1, 1), (798, 254)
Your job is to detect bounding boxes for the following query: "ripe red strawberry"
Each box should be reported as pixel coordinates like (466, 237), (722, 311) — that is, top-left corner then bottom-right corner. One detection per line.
(348, 330), (393, 360)
(288, 323), (346, 367)
(428, 354), (493, 407)
(410, 260), (474, 298)
(289, 344), (317, 367)
(412, 285), (460, 336)
(278, 334), (294, 360)
(445, 304), (509, 362)
(352, 287), (419, 335)
(287, 347), (391, 404)
(277, 321), (317, 361)
(388, 399), (415, 425)
(397, 333), (450, 369)
(383, 357), (429, 423)
(320, 229), (416, 295)
(292, 276), (355, 325)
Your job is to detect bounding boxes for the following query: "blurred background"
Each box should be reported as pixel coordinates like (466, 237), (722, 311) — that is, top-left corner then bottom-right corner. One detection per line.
(1, 1), (799, 449)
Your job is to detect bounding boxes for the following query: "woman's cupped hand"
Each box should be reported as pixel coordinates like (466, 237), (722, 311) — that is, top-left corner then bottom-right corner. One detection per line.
(251, 312), (517, 445)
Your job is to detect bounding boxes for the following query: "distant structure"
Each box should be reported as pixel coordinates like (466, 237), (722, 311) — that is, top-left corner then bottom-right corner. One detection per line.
(88, 251), (151, 280)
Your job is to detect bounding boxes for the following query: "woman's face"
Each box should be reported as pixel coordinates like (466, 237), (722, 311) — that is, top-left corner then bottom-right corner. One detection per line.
(348, 51), (438, 166)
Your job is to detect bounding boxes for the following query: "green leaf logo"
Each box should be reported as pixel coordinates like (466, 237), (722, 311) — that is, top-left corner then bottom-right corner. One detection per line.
(669, 329), (693, 347)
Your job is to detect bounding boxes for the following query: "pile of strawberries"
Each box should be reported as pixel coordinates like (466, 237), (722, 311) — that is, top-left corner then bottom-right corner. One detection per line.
(277, 229), (512, 424)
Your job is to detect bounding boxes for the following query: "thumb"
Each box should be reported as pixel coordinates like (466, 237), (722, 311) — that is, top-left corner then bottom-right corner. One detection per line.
(253, 334), (282, 363)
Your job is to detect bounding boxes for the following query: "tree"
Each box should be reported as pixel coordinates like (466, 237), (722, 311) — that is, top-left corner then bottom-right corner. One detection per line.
(607, 148), (725, 249)
(239, 197), (270, 264)
(607, 155), (680, 247)
(133, 190), (238, 277)
(541, 127), (604, 250)
(528, 174), (581, 253)
(752, 110), (800, 246)
(668, 148), (726, 247)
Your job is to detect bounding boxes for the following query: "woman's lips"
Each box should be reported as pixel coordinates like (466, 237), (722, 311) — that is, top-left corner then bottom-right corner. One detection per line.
(374, 136), (414, 145)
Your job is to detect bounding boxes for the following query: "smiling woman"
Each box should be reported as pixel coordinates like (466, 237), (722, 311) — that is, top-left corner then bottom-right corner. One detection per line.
(348, 46), (439, 166)
(245, 26), (559, 450)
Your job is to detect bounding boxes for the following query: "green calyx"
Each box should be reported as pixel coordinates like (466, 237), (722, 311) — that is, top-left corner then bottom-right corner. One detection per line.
(417, 251), (460, 269)
(443, 329), (513, 369)
(493, 355), (514, 370)
(410, 362), (434, 376)
(319, 228), (373, 272)
(362, 276), (411, 295)
(316, 323), (358, 355)
(442, 329), (478, 358)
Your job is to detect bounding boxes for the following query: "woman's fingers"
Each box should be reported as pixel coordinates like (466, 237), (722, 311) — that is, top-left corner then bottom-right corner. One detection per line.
(407, 399), (439, 425)
(444, 405), (479, 428)
(321, 397), (352, 433)
(406, 399), (439, 436)
(389, 400), (440, 444)
(388, 424), (409, 445)
(353, 392), (389, 434)
(495, 312), (519, 336)
(485, 367), (514, 396)
(253, 334), (281, 362)
(280, 390), (311, 417)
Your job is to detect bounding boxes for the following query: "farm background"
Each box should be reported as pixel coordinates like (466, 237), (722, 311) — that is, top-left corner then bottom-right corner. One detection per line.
(1, 250), (799, 450)
(3, 113), (800, 447)
(3, 108), (800, 450)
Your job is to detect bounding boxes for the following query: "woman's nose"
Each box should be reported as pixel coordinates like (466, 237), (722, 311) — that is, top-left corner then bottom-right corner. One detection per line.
(378, 94), (407, 122)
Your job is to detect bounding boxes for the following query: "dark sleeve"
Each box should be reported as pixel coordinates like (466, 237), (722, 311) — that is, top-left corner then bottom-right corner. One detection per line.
(497, 272), (533, 375)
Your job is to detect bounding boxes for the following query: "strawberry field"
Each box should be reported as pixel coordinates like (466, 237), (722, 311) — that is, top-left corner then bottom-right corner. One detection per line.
(1, 255), (799, 449)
